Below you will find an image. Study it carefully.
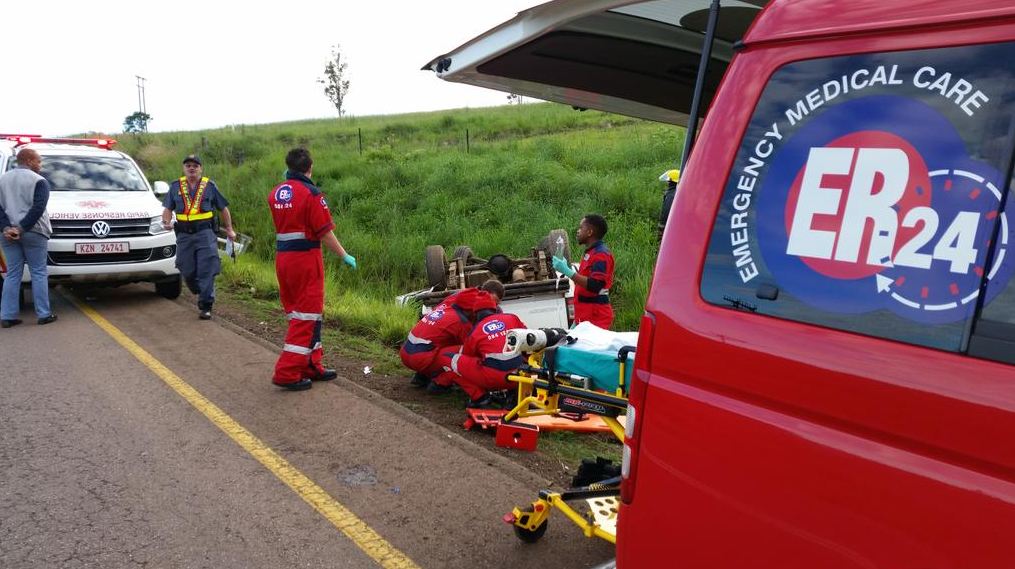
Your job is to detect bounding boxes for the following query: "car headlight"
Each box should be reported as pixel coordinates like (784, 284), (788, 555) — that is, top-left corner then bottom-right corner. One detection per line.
(149, 216), (170, 235)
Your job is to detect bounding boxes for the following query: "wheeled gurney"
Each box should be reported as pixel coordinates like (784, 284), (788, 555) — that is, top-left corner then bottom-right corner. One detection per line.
(499, 326), (635, 544)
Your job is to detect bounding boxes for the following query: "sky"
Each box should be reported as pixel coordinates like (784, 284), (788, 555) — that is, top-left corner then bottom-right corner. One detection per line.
(2, 0), (544, 135)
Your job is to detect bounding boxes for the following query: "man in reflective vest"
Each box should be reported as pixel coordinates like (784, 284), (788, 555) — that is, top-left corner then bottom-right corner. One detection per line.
(268, 147), (356, 391)
(552, 213), (615, 329)
(161, 154), (236, 320)
(400, 281), (504, 390)
(445, 306), (527, 408)
(658, 168), (680, 240)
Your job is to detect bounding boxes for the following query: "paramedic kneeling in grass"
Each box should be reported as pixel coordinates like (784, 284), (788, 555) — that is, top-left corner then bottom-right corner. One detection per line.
(445, 306), (527, 409)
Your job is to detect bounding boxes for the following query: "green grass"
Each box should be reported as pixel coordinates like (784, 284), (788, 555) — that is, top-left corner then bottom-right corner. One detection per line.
(117, 102), (684, 339)
(540, 431), (622, 467)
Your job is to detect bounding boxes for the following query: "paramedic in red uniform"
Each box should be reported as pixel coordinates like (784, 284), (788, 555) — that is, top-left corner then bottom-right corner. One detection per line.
(400, 280), (505, 389)
(268, 147), (356, 391)
(553, 214), (615, 329)
(447, 307), (527, 408)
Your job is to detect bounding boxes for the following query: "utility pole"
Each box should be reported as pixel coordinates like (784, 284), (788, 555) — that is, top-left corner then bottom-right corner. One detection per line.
(135, 75), (148, 133)
(135, 76), (147, 113)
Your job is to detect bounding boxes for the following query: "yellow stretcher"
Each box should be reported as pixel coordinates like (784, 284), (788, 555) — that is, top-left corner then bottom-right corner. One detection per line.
(500, 338), (634, 545)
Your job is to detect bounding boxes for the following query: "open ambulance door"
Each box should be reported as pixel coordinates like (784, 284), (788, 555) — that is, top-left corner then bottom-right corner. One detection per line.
(423, 0), (767, 127)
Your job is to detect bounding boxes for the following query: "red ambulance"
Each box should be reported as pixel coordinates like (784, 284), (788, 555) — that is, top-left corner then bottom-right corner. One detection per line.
(429, 1), (1015, 566)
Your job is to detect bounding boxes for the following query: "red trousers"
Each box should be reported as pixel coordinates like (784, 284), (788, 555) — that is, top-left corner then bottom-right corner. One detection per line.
(575, 301), (614, 330)
(450, 354), (514, 401)
(428, 348), (462, 387)
(399, 344), (461, 378)
(273, 251), (326, 383)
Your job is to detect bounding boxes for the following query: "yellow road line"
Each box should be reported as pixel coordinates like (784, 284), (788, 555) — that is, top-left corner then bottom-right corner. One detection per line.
(70, 297), (421, 569)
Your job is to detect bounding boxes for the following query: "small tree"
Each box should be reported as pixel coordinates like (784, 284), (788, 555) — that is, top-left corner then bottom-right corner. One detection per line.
(318, 45), (351, 117)
(123, 111), (152, 133)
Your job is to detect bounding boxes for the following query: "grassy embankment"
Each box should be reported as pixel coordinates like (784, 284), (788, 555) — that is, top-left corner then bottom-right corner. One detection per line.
(118, 103), (684, 375)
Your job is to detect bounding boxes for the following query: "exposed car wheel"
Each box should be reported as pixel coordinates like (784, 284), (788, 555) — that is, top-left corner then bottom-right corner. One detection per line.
(487, 254), (513, 279)
(425, 245), (448, 290)
(155, 276), (182, 299)
(452, 246), (474, 261)
(540, 229), (571, 262)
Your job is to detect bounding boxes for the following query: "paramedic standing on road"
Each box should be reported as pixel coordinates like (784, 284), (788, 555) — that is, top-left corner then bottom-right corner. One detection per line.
(161, 154), (236, 320)
(0, 148), (57, 328)
(268, 147), (356, 391)
(553, 214), (615, 329)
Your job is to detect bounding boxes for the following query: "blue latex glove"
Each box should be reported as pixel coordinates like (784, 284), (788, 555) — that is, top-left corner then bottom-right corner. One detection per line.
(552, 256), (575, 277)
(343, 253), (357, 269)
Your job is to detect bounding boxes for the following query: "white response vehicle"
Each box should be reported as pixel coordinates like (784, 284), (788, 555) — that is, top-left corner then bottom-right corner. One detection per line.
(0, 135), (181, 298)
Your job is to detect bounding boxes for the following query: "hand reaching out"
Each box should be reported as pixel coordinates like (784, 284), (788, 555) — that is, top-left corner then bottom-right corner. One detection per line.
(552, 256), (575, 277)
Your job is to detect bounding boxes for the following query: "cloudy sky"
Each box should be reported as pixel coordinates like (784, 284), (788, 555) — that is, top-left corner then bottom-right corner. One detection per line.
(2, 0), (542, 135)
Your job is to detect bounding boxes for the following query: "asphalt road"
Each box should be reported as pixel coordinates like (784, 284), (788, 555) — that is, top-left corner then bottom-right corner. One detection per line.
(0, 285), (615, 569)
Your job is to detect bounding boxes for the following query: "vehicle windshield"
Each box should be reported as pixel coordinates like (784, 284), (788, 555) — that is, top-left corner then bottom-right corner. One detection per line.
(39, 155), (149, 192)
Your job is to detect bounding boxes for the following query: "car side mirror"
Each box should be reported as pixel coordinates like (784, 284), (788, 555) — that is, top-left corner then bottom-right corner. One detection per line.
(153, 181), (170, 196)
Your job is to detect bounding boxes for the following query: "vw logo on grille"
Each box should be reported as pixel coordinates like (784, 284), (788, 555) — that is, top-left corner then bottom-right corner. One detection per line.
(91, 221), (111, 238)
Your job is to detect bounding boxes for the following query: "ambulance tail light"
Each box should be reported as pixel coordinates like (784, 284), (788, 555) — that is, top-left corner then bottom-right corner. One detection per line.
(621, 311), (655, 505)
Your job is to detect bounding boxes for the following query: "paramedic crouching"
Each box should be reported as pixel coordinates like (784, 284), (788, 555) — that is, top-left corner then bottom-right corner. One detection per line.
(444, 305), (527, 409)
(400, 280), (505, 391)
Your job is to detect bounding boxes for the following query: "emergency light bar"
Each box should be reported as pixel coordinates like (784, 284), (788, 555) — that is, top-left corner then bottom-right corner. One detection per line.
(2, 134), (117, 148)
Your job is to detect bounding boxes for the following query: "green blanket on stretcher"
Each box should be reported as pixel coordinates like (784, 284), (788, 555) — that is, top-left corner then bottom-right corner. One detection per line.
(550, 322), (638, 395)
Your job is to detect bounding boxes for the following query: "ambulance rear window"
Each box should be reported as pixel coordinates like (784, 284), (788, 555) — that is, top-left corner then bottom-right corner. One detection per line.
(700, 41), (1015, 359)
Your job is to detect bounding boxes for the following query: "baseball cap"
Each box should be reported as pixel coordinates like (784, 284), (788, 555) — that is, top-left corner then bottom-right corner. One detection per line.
(183, 154), (202, 166)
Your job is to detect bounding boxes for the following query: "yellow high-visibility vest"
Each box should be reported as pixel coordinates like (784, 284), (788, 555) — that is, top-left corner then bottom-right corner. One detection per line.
(176, 176), (214, 221)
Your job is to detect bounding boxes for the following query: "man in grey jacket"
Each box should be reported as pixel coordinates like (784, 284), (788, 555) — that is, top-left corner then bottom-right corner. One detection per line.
(0, 148), (56, 328)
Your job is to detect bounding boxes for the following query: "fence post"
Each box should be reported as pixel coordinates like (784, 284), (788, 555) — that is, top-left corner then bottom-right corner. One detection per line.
(358, 128), (363, 154)
(466, 129), (470, 154)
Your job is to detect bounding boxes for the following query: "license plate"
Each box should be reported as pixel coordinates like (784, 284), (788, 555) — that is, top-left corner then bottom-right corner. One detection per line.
(75, 242), (130, 254)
